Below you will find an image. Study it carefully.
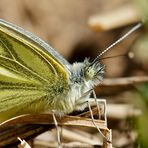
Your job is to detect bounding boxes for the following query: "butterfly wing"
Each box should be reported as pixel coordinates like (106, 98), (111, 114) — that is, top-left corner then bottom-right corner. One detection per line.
(0, 19), (70, 121)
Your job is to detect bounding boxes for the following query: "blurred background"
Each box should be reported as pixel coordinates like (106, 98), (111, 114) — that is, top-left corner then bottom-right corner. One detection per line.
(0, 0), (147, 147)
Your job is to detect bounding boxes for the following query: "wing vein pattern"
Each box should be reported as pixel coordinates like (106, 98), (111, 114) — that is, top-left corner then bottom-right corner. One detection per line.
(0, 19), (70, 119)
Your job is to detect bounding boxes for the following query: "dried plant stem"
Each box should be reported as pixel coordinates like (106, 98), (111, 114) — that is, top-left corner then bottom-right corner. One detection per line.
(88, 4), (141, 32)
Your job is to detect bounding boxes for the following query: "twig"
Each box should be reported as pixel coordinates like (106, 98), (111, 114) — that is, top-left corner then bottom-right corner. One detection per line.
(96, 76), (148, 96)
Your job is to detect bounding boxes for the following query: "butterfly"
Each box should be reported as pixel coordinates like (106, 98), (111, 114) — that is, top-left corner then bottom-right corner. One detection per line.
(0, 19), (105, 122)
(0, 19), (142, 122)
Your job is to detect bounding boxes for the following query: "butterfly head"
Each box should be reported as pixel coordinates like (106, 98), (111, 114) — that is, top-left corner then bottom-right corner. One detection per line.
(71, 58), (105, 87)
(83, 58), (105, 85)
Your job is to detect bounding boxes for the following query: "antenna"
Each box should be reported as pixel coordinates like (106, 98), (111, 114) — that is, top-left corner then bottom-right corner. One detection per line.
(91, 22), (142, 64)
(99, 53), (127, 60)
(99, 51), (135, 61)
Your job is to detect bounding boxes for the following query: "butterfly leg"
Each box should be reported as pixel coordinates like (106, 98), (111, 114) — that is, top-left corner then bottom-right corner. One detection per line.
(87, 95), (112, 146)
(52, 111), (61, 148)
(92, 90), (108, 125)
(92, 90), (101, 119)
(87, 100), (108, 140)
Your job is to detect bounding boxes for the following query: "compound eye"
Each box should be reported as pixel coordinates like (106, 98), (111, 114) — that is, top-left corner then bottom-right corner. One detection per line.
(85, 67), (95, 80)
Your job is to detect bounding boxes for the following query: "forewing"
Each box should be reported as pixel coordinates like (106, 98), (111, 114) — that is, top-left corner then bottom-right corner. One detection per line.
(0, 19), (70, 117)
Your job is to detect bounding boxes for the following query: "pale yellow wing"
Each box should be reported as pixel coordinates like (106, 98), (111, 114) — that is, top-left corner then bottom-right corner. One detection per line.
(0, 19), (70, 120)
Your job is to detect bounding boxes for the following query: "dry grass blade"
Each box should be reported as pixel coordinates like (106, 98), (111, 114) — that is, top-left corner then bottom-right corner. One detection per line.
(0, 114), (108, 130)
(18, 137), (31, 148)
(0, 113), (109, 147)
(88, 4), (141, 32)
(96, 76), (148, 96)
(79, 104), (141, 120)
(0, 124), (51, 147)
(35, 142), (103, 148)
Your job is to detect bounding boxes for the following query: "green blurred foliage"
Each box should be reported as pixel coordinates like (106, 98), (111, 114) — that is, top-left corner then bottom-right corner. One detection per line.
(135, 0), (148, 24)
(133, 0), (148, 71)
(133, 1), (148, 147)
(134, 84), (148, 148)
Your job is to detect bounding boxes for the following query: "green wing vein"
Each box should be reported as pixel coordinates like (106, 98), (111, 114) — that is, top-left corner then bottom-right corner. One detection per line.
(0, 20), (69, 119)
